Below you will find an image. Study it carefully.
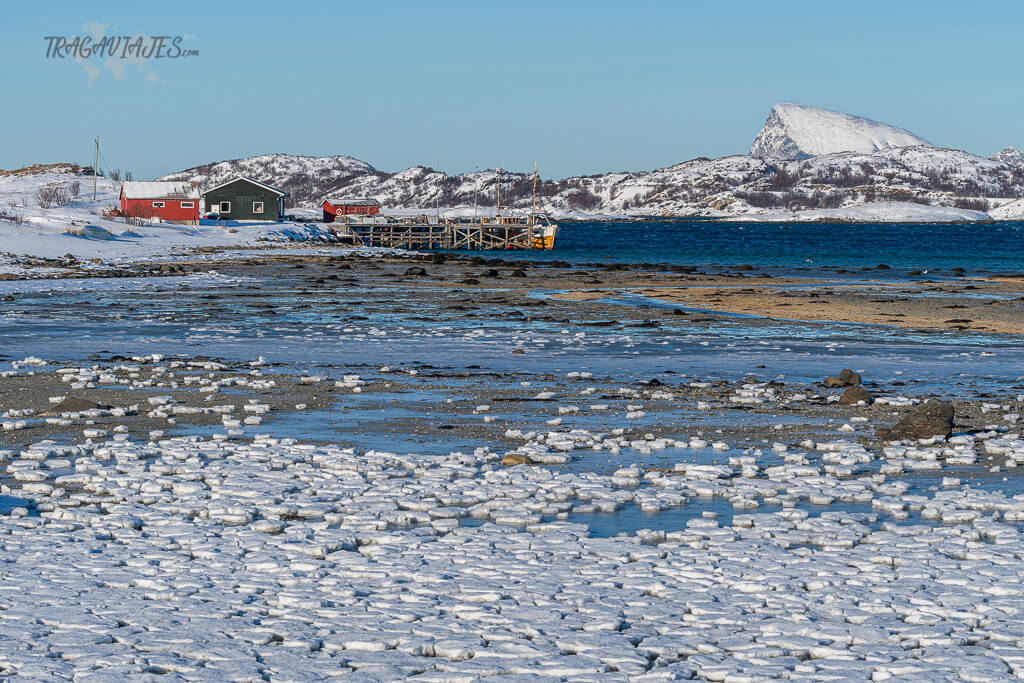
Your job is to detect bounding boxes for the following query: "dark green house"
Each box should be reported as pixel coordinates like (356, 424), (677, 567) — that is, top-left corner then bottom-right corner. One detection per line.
(202, 177), (289, 222)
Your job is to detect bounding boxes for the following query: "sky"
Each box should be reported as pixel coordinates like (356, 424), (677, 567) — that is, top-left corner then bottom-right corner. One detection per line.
(2, 0), (1023, 180)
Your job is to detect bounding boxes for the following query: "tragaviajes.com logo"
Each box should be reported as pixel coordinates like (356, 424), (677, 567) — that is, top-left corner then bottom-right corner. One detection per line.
(45, 22), (198, 86)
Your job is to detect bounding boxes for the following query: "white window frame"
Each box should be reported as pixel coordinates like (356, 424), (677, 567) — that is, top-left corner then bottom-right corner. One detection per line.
(252, 201), (264, 214)
(180, 201), (195, 208)
(219, 201), (231, 213)
(152, 201), (165, 208)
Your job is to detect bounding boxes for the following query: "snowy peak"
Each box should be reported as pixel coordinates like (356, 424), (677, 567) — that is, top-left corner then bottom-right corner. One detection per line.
(991, 146), (1024, 167)
(750, 103), (931, 160)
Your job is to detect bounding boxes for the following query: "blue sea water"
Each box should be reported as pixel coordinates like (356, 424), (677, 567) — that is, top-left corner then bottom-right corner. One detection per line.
(473, 220), (1024, 274)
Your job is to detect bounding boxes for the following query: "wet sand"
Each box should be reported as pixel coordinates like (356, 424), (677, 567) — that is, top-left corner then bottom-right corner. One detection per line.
(552, 278), (1024, 334)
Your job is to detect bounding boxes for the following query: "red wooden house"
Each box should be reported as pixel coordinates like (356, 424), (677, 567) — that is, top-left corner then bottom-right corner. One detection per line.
(322, 197), (380, 222)
(120, 181), (201, 224)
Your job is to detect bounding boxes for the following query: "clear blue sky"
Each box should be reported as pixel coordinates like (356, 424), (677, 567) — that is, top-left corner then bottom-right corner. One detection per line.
(3, 0), (1022, 180)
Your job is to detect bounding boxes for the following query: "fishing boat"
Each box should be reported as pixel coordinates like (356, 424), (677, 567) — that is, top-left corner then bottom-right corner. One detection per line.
(465, 162), (558, 250)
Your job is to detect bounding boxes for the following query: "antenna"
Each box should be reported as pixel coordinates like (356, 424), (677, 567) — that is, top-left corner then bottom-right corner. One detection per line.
(93, 136), (99, 201)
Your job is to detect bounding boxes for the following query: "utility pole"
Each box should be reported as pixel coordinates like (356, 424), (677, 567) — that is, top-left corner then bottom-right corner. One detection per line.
(435, 156), (440, 223)
(496, 163), (501, 219)
(92, 136), (99, 201)
(473, 165), (479, 221)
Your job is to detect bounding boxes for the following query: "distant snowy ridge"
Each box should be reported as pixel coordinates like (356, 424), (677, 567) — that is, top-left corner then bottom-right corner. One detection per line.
(750, 103), (931, 160)
(141, 103), (1024, 221)
(159, 146), (1024, 222)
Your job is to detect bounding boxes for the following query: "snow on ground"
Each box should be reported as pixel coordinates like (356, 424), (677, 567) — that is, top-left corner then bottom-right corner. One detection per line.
(989, 198), (1024, 220)
(731, 201), (991, 223)
(4, 404), (1024, 679)
(0, 169), (369, 274)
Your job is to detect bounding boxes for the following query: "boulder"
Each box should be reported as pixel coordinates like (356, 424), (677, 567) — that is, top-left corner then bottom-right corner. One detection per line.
(501, 453), (533, 466)
(47, 398), (103, 415)
(839, 386), (872, 405)
(877, 400), (954, 441)
(824, 368), (862, 387)
(65, 224), (115, 240)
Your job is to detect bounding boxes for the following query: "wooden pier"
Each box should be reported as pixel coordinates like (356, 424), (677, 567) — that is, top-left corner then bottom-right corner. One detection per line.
(332, 218), (547, 250)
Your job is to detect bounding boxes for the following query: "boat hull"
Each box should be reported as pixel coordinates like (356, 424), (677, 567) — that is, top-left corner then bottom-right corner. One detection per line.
(531, 224), (558, 250)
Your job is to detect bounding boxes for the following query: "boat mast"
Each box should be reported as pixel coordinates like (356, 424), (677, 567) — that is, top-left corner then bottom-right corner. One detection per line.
(473, 165), (479, 222)
(531, 162), (538, 227)
(496, 164), (501, 219)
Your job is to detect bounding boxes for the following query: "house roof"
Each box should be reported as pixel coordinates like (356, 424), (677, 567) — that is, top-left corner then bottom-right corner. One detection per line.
(202, 176), (289, 197)
(121, 181), (200, 200)
(324, 198), (380, 206)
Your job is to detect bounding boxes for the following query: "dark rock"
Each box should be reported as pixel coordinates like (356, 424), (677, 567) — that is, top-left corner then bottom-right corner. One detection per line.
(404, 267), (428, 277)
(839, 368), (862, 386)
(839, 386), (872, 405)
(824, 369), (862, 387)
(48, 398), (104, 415)
(461, 278), (480, 285)
(481, 269), (500, 278)
(883, 400), (955, 441)
(510, 269), (527, 277)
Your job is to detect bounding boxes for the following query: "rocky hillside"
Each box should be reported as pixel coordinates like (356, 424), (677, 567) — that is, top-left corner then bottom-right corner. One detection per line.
(158, 104), (1024, 220)
(991, 147), (1024, 167)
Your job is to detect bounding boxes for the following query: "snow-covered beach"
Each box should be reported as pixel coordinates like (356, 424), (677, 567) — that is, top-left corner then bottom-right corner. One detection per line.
(3, 249), (1024, 680)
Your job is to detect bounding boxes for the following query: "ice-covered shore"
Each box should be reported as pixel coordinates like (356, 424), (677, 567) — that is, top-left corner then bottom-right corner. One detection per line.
(5, 424), (1024, 680)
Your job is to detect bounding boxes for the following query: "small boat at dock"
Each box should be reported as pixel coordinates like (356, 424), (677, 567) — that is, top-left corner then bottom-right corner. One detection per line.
(329, 164), (558, 251)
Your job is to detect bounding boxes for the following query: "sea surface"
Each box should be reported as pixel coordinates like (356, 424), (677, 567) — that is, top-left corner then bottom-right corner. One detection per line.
(472, 219), (1024, 275)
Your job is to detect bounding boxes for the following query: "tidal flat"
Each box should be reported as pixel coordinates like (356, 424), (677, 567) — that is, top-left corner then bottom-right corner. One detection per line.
(2, 248), (1024, 680)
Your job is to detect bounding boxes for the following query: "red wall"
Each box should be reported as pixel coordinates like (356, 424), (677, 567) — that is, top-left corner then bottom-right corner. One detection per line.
(323, 200), (380, 218)
(120, 192), (199, 223)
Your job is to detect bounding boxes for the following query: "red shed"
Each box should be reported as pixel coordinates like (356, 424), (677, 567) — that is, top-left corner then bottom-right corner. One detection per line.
(322, 197), (380, 222)
(120, 181), (201, 224)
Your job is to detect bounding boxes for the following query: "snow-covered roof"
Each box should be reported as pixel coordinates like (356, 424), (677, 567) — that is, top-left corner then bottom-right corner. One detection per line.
(324, 198), (379, 206)
(202, 176), (288, 197)
(121, 181), (200, 200)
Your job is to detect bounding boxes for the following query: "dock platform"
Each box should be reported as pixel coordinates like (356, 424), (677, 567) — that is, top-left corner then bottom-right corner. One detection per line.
(331, 217), (556, 250)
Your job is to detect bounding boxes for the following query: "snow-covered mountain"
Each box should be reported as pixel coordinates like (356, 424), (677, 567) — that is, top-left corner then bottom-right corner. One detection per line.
(750, 103), (931, 160)
(991, 146), (1024, 167)
(160, 153), (378, 199)
(154, 103), (1024, 221)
